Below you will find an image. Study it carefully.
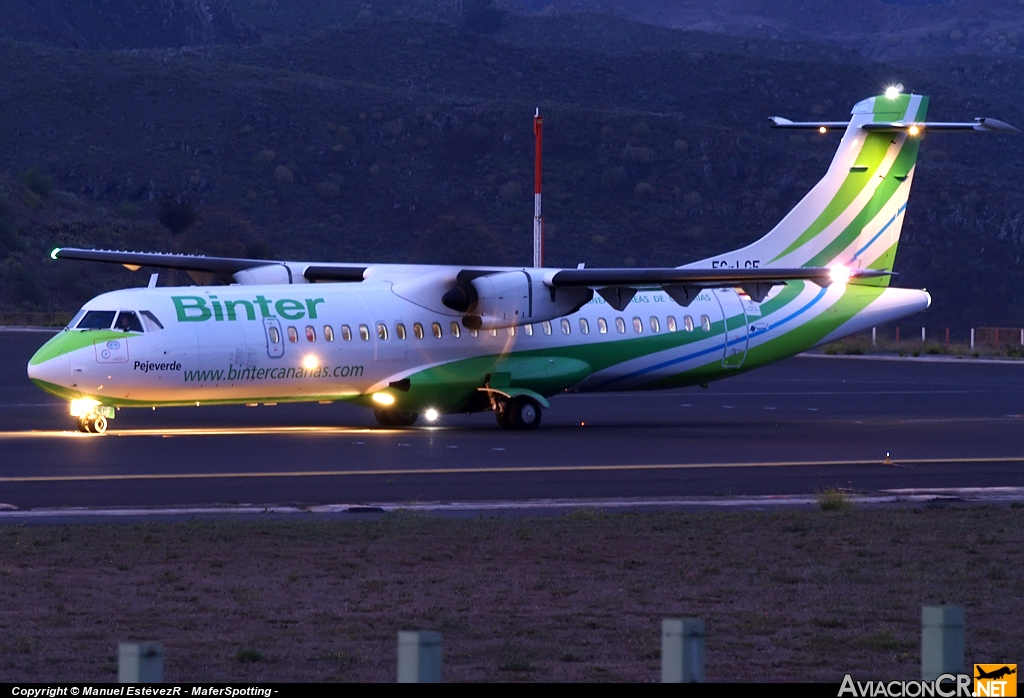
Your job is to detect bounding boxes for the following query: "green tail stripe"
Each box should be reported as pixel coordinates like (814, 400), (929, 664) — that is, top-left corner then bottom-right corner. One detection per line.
(771, 134), (894, 262)
(805, 137), (921, 268)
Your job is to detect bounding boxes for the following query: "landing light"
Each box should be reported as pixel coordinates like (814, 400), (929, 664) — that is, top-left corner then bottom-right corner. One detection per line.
(425, 408), (439, 422)
(829, 265), (852, 286)
(301, 354), (319, 370)
(818, 126), (827, 134)
(70, 398), (100, 417)
(372, 392), (395, 406)
(908, 125), (920, 136)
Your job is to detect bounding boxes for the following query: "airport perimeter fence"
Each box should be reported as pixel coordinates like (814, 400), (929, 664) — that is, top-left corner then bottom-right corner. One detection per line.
(826, 326), (1024, 356)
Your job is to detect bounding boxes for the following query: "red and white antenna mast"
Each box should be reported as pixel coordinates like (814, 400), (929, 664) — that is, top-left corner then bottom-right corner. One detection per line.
(533, 108), (544, 268)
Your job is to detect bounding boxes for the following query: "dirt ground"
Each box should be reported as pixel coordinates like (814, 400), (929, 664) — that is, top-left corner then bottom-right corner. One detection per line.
(0, 505), (1021, 682)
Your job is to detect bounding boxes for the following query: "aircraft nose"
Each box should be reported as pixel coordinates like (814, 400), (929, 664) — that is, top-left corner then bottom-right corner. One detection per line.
(27, 348), (71, 389)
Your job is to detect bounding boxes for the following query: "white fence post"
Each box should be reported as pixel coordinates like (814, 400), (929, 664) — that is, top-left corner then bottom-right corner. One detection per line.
(662, 618), (705, 683)
(118, 642), (163, 683)
(921, 606), (965, 681)
(398, 631), (442, 683)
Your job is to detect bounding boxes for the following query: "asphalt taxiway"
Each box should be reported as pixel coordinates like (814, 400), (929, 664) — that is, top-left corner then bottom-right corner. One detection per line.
(2, 329), (1023, 518)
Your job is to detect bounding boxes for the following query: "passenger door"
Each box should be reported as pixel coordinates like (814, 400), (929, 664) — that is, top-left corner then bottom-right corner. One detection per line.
(714, 288), (748, 369)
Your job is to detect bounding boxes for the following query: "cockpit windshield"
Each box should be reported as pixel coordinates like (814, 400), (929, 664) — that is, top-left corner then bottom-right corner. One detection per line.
(114, 311), (144, 333)
(76, 310), (116, 330)
(140, 310), (164, 331)
(72, 309), (161, 332)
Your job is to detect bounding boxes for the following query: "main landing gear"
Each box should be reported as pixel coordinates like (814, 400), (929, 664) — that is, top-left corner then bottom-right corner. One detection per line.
(494, 395), (543, 431)
(374, 408), (420, 427)
(77, 414), (107, 434)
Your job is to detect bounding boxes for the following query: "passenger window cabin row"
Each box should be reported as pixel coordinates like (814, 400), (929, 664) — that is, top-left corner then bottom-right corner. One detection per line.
(284, 314), (714, 344)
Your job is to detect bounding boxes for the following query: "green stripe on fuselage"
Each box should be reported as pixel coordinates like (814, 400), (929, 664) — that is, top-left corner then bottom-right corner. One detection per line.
(394, 282), (809, 410)
(29, 330), (140, 366)
(639, 283), (884, 390)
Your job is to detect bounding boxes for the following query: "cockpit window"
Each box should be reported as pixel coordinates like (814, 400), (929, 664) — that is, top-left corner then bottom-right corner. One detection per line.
(77, 311), (116, 330)
(140, 311), (164, 331)
(66, 309), (87, 330)
(114, 311), (144, 333)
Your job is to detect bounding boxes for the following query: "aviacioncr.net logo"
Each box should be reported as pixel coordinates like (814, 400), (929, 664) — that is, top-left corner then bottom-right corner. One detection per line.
(839, 674), (973, 697)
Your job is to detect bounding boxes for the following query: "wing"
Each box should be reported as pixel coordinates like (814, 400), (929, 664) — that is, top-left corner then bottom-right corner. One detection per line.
(51, 248), (367, 285)
(51, 247), (886, 322)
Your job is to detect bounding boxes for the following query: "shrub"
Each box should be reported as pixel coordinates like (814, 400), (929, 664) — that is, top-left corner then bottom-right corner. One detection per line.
(236, 649), (262, 663)
(381, 119), (405, 138)
(252, 149), (276, 165)
(273, 166), (294, 184)
(22, 189), (45, 210)
(818, 489), (852, 512)
(621, 144), (653, 163)
(118, 201), (139, 219)
(316, 181), (341, 198)
(20, 167), (52, 199)
(499, 181), (522, 203)
(157, 195), (197, 235)
(634, 182), (655, 198)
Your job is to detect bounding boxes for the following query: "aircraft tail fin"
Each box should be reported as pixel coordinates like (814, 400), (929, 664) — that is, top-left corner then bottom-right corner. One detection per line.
(689, 93), (929, 286)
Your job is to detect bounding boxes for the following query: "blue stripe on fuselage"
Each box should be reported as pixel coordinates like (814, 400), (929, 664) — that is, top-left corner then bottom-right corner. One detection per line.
(590, 285), (829, 390)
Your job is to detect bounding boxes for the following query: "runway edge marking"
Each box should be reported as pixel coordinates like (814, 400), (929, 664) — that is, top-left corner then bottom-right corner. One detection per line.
(3, 456), (1024, 483)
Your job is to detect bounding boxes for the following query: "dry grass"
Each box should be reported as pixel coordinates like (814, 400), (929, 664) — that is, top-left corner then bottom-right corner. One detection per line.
(0, 507), (1022, 682)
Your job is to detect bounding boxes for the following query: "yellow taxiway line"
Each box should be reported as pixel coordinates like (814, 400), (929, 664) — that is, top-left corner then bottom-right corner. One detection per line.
(2, 456), (1024, 483)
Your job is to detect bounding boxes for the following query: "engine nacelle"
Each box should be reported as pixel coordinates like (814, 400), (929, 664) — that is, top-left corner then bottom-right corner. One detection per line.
(443, 270), (593, 330)
(232, 264), (297, 285)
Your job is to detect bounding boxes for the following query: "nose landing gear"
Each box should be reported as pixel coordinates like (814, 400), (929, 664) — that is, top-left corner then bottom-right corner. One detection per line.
(70, 401), (114, 434)
(77, 414), (108, 434)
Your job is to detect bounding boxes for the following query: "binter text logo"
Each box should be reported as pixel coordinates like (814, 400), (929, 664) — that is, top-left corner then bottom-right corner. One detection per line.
(975, 665), (1017, 697)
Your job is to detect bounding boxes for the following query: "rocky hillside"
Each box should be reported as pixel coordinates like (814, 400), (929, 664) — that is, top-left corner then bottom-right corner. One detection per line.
(1, 2), (1023, 335)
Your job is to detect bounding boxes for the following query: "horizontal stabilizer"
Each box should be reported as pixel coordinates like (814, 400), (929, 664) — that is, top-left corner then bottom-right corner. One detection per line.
(770, 116), (1018, 133)
(768, 117), (850, 130)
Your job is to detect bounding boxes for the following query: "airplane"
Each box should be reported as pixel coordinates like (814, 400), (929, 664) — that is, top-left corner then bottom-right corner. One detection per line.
(975, 666), (1016, 681)
(26, 89), (1017, 434)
